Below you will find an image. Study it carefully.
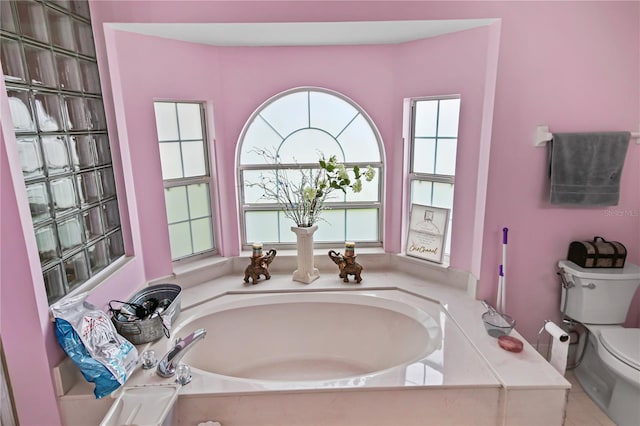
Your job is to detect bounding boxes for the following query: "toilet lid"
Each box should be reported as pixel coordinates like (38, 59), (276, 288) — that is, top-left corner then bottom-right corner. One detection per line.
(598, 328), (640, 370)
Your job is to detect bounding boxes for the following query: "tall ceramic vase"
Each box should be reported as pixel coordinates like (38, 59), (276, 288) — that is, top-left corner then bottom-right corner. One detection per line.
(291, 225), (320, 284)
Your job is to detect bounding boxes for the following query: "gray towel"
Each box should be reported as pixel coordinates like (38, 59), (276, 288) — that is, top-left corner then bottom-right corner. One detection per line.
(549, 132), (630, 206)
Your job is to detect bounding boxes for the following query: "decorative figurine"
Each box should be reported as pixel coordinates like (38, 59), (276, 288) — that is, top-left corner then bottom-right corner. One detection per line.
(244, 244), (277, 284)
(328, 242), (363, 283)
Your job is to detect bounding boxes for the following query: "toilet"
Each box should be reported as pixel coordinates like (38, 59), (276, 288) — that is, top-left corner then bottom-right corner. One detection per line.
(558, 260), (640, 426)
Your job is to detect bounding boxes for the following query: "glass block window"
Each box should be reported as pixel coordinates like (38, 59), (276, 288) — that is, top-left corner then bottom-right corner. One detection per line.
(153, 101), (216, 260)
(238, 87), (383, 247)
(408, 96), (461, 256)
(1, 0), (124, 304)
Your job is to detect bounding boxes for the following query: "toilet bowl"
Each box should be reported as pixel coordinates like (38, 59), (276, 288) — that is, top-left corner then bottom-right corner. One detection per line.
(558, 260), (640, 425)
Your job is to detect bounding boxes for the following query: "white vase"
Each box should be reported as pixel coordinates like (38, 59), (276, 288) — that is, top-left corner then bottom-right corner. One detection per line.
(291, 225), (320, 284)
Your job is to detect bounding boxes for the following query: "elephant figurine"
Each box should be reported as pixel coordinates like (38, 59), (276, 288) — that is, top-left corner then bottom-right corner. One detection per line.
(328, 250), (363, 283)
(244, 249), (277, 284)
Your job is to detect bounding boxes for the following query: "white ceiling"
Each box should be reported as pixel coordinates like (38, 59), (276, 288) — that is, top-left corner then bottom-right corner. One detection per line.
(108, 19), (497, 47)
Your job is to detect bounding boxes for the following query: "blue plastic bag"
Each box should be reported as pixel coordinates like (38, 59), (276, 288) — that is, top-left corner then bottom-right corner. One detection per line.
(51, 293), (138, 398)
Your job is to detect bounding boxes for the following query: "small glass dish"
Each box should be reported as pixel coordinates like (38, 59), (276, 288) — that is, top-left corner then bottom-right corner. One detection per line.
(482, 310), (515, 338)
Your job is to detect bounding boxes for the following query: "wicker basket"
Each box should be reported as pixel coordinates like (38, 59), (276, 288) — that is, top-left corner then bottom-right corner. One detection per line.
(111, 284), (181, 345)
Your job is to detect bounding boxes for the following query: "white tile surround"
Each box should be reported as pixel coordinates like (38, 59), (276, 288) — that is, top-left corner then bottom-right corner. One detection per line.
(55, 252), (570, 425)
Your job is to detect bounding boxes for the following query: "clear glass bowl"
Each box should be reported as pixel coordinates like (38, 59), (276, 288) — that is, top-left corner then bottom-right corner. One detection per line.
(482, 310), (515, 338)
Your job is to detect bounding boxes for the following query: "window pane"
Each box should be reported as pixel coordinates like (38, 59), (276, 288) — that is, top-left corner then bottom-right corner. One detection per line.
(86, 98), (107, 130)
(1, 37), (27, 82)
(260, 91), (308, 139)
(277, 213), (296, 243)
(50, 177), (78, 212)
(16, 1), (49, 43)
(69, 135), (96, 170)
(432, 182), (454, 209)
(164, 186), (189, 223)
(314, 209), (345, 242)
(26, 182), (51, 222)
(82, 206), (103, 240)
(1, 1), (17, 34)
(278, 128), (341, 164)
(17, 136), (44, 178)
(79, 59), (101, 94)
(435, 139), (457, 176)
(56, 53), (82, 91)
(107, 231), (125, 259)
(413, 138), (436, 174)
(77, 171), (100, 205)
(191, 217), (213, 253)
(63, 96), (89, 130)
(35, 224), (58, 262)
(182, 140), (206, 177)
(73, 19), (95, 57)
(168, 222), (192, 259)
(47, 8), (76, 51)
(242, 170), (271, 204)
(159, 142), (182, 179)
(187, 183), (210, 218)
(102, 199), (121, 230)
(94, 135), (112, 165)
(245, 211), (279, 243)
(346, 209), (378, 241)
(240, 117), (284, 165)
(177, 103), (203, 140)
(34, 92), (63, 132)
(154, 103), (178, 141)
(344, 167), (379, 202)
(98, 167), (116, 199)
(87, 239), (109, 274)
(44, 265), (65, 304)
(309, 91), (357, 137)
(338, 114), (380, 163)
(64, 250), (90, 289)
(24, 44), (57, 88)
(58, 215), (83, 252)
(411, 180), (434, 206)
(437, 98), (461, 137)
(7, 89), (36, 132)
(42, 135), (70, 175)
(414, 100), (438, 137)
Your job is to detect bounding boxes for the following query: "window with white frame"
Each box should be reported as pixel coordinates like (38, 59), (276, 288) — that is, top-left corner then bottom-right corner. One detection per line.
(238, 88), (383, 247)
(153, 101), (216, 260)
(408, 96), (461, 256)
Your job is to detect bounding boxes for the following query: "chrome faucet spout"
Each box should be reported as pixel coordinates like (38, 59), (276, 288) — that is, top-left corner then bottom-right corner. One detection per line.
(156, 328), (207, 378)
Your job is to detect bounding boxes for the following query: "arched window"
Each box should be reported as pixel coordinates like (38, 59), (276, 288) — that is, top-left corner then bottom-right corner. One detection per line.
(238, 87), (383, 247)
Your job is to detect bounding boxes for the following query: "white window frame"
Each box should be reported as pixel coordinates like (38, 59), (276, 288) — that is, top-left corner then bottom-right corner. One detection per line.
(407, 95), (461, 260)
(237, 87), (384, 250)
(154, 100), (217, 261)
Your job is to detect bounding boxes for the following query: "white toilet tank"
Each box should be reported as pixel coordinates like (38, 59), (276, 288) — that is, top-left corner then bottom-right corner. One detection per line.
(559, 260), (640, 324)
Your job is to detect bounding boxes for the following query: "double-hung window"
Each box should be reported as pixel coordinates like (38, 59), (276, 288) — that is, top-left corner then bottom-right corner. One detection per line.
(153, 101), (216, 260)
(408, 96), (461, 257)
(238, 87), (383, 248)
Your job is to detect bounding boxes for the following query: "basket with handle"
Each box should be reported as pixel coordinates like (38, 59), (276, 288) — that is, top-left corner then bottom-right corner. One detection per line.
(110, 284), (181, 345)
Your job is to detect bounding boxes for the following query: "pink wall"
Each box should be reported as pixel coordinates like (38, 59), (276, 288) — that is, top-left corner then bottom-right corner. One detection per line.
(0, 2), (637, 424)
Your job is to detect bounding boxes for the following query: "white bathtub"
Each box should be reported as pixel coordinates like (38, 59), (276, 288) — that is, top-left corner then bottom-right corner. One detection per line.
(172, 290), (444, 385)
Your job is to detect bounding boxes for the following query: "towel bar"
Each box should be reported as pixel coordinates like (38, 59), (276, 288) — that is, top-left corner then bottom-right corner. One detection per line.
(534, 125), (640, 147)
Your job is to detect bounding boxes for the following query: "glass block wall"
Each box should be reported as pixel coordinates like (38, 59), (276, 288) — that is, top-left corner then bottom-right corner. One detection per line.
(1, 0), (124, 304)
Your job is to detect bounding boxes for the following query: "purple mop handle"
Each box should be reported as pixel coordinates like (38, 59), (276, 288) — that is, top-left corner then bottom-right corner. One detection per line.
(502, 227), (509, 244)
(499, 264), (504, 277)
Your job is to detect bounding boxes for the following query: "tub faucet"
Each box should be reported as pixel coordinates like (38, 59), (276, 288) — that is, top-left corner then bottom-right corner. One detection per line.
(157, 328), (207, 378)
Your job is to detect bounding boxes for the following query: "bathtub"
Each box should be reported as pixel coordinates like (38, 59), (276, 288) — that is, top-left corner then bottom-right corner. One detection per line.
(143, 288), (504, 425)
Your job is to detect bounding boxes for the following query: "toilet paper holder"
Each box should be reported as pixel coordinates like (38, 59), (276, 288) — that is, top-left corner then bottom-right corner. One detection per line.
(536, 320), (570, 375)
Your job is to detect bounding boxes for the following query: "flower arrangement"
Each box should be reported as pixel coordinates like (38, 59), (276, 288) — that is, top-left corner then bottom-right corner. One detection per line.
(248, 148), (376, 228)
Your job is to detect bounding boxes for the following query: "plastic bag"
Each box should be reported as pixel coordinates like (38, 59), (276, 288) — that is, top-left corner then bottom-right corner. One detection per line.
(51, 293), (138, 398)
